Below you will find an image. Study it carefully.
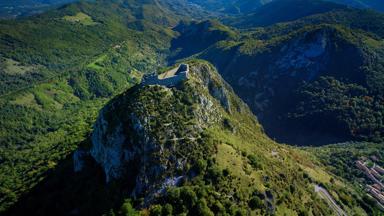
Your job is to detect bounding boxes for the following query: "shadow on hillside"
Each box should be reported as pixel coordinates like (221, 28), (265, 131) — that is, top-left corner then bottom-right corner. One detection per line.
(255, 99), (353, 147)
(261, 119), (352, 146)
(168, 20), (235, 64)
(6, 150), (128, 216)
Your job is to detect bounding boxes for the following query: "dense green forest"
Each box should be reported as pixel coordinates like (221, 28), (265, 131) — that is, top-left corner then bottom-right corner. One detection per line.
(286, 77), (384, 142)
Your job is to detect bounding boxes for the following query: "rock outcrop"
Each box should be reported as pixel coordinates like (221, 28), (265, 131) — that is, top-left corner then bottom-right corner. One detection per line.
(74, 61), (244, 199)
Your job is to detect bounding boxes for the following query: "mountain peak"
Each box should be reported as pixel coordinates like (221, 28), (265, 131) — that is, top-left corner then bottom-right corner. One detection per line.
(83, 61), (246, 194)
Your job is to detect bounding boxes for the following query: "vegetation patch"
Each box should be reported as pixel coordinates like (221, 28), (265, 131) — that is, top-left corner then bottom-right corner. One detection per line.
(87, 54), (108, 70)
(63, 12), (97, 25)
(2, 58), (36, 75)
(10, 93), (42, 110)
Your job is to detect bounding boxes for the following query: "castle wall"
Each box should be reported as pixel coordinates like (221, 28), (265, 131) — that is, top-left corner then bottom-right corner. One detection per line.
(157, 71), (187, 87)
(141, 65), (189, 87)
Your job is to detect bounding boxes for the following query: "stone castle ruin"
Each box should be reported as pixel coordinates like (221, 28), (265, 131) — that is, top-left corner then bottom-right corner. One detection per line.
(141, 64), (189, 87)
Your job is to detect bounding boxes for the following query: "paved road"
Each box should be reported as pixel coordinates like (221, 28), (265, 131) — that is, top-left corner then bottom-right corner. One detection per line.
(315, 185), (347, 216)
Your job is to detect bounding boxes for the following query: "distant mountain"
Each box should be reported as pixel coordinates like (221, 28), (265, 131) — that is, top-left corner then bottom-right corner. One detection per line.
(329, 0), (384, 12)
(2, 0), (383, 19)
(0, 0), (77, 18)
(224, 0), (348, 27)
(187, 0), (384, 14)
(0, 0), (74, 6)
(187, 0), (271, 14)
(169, 2), (384, 145)
(169, 20), (238, 61)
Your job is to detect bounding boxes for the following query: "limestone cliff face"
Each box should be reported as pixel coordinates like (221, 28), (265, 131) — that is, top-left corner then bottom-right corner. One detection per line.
(197, 25), (371, 145)
(74, 61), (248, 199)
(90, 114), (128, 182)
(201, 26), (365, 115)
(235, 28), (336, 114)
(276, 28), (330, 80)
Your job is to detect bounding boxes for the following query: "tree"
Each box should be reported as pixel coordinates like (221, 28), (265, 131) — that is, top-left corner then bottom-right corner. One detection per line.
(194, 159), (207, 174)
(119, 200), (138, 216)
(149, 205), (162, 216)
(195, 199), (214, 216)
(248, 196), (263, 210)
(161, 204), (173, 216)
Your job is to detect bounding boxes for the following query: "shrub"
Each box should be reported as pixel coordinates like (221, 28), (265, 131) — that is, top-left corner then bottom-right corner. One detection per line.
(247, 154), (261, 169)
(194, 159), (207, 174)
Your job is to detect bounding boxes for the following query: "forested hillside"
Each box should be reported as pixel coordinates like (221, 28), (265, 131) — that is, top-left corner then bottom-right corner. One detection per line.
(0, 0), (205, 211)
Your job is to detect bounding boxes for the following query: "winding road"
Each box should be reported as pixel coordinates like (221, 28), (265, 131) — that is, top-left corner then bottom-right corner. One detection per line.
(314, 185), (347, 216)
